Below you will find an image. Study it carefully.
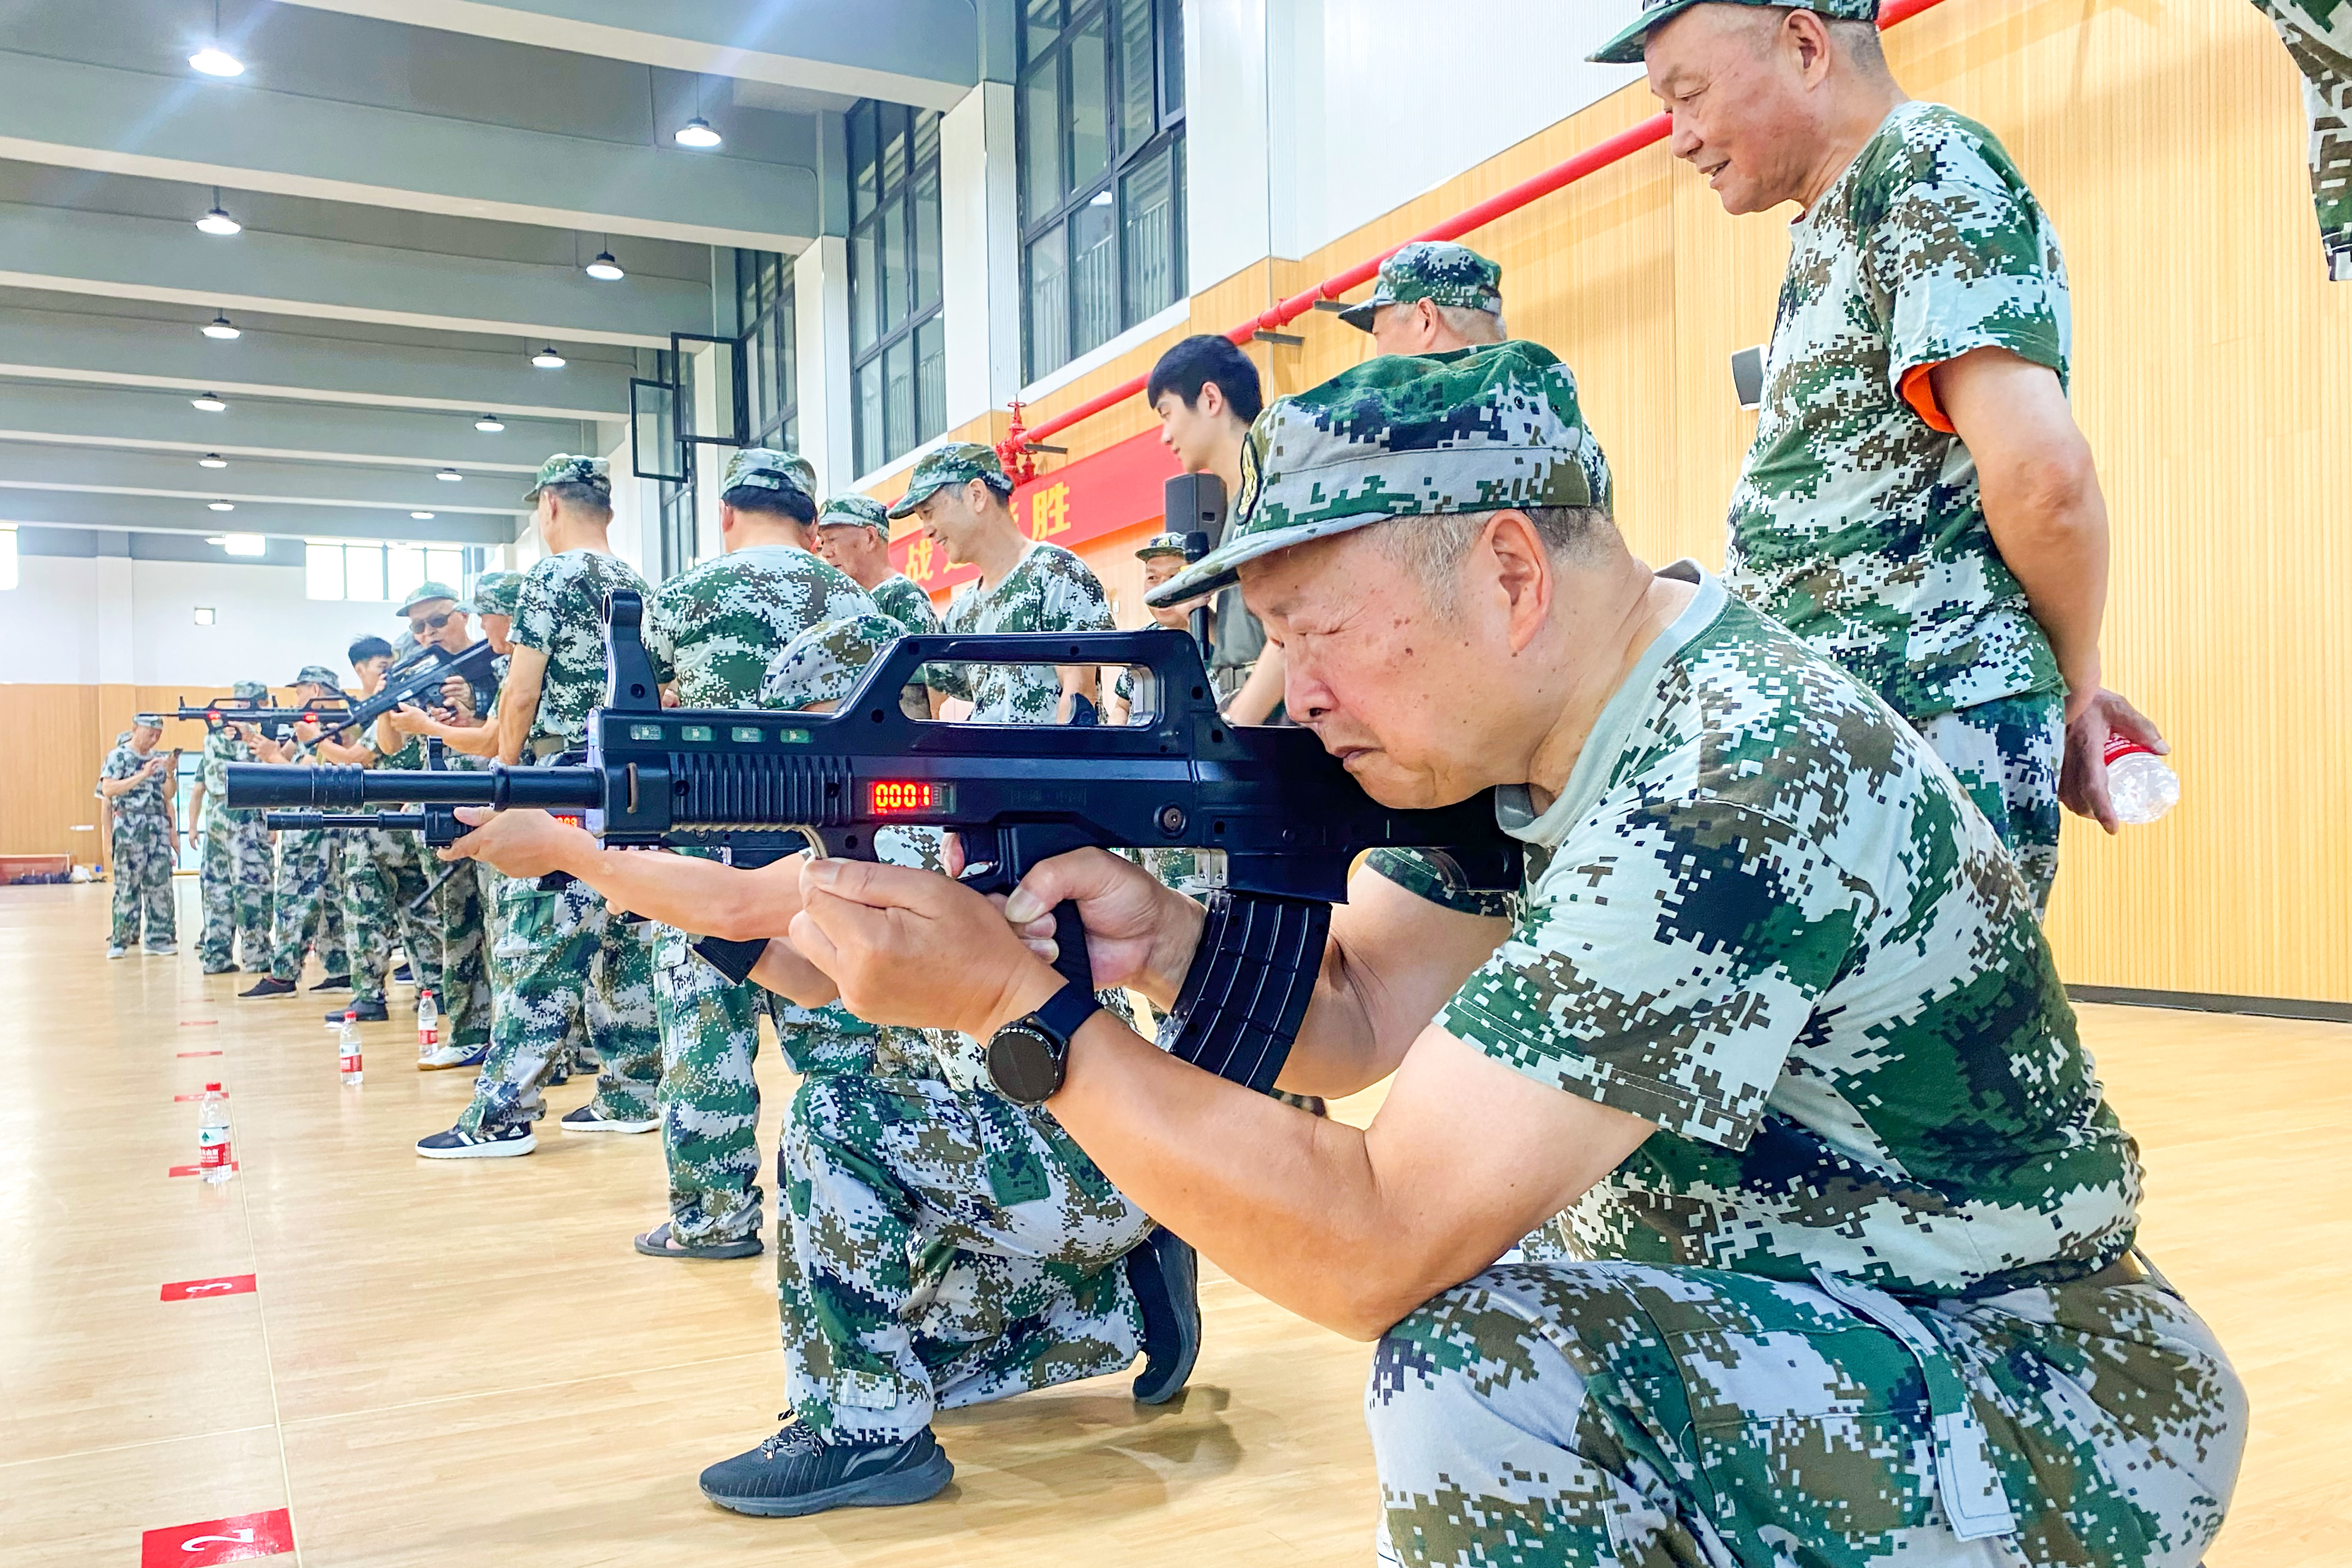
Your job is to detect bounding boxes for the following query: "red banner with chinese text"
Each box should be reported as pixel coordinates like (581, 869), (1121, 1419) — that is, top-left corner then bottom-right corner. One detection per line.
(886, 430), (1179, 597)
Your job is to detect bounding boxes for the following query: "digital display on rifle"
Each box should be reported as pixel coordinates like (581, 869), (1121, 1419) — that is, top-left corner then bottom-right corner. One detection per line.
(871, 781), (949, 813)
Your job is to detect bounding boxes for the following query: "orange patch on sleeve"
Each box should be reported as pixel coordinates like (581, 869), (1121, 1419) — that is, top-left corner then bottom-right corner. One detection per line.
(1899, 363), (1958, 434)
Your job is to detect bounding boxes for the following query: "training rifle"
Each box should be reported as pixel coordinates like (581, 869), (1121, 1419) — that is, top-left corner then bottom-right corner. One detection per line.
(225, 594), (1521, 1094)
(165, 700), (353, 742)
(322, 641), (499, 740)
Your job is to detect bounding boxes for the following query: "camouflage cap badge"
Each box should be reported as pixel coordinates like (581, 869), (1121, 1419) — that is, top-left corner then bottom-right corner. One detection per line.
(719, 447), (818, 505)
(1589, 0), (1879, 65)
(522, 453), (610, 504)
(885, 442), (1013, 520)
(231, 679), (271, 703)
(292, 664), (343, 688)
(1146, 341), (1613, 608)
(470, 570), (524, 617)
(1337, 241), (1504, 332)
(816, 494), (891, 532)
(1135, 532), (1190, 562)
(397, 579), (466, 617)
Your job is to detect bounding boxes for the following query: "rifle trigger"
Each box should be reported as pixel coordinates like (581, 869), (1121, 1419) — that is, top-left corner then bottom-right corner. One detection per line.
(626, 764), (640, 815)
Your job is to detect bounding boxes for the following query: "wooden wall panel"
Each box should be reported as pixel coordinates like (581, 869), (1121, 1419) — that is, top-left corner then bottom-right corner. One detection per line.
(0, 684), (234, 863)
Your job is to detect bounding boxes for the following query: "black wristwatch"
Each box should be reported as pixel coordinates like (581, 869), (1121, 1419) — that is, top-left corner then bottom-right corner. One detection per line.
(985, 980), (1101, 1105)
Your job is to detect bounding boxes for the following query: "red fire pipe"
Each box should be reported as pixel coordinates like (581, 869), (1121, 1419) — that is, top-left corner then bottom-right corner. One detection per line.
(1014, 0), (1955, 452)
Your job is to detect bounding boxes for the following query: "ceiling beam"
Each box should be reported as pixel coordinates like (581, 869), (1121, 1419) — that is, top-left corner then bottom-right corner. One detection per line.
(0, 443), (528, 517)
(0, 200), (710, 349)
(0, 380), (594, 472)
(0, 486), (515, 545)
(272, 0), (979, 110)
(0, 49), (822, 250)
(0, 305), (630, 419)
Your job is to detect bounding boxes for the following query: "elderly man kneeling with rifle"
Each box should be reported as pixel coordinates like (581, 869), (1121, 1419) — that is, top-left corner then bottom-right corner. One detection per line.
(457, 343), (2246, 1567)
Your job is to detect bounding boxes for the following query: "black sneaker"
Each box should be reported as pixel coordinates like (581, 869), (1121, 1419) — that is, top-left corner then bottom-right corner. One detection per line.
(699, 1418), (951, 1517)
(240, 977), (298, 998)
(392, 964), (414, 984)
(201, 962), (240, 976)
(1125, 1227), (1201, 1405)
(327, 998), (391, 1023)
(559, 1103), (657, 1135)
(310, 973), (352, 991)
(416, 1123), (537, 1159)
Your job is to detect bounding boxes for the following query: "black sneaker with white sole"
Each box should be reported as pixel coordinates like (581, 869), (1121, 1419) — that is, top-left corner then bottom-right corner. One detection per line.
(310, 973), (352, 991)
(1125, 1226), (1201, 1405)
(559, 1103), (657, 1134)
(699, 1418), (951, 1517)
(327, 998), (390, 1023)
(240, 976), (297, 998)
(416, 1123), (537, 1159)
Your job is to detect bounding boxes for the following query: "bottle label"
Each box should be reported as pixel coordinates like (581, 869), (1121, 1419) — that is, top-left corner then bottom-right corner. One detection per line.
(200, 1135), (230, 1170)
(341, 1049), (362, 1075)
(2103, 732), (2157, 765)
(419, 1025), (438, 1048)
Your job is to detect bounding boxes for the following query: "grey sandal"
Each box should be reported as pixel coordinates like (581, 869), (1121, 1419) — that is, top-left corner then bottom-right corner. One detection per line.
(634, 1221), (763, 1261)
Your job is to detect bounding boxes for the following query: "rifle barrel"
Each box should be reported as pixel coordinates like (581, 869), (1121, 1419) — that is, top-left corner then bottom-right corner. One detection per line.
(222, 762), (597, 813)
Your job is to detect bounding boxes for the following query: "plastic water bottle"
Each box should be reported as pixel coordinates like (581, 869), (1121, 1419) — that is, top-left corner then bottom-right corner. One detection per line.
(338, 1009), (364, 1087)
(197, 1083), (234, 1183)
(415, 988), (439, 1063)
(2105, 733), (2180, 826)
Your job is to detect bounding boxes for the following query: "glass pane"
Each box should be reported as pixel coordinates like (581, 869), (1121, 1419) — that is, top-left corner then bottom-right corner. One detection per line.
(305, 543), (342, 601)
(916, 316), (946, 444)
(1022, 58), (1061, 219)
(856, 358), (884, 477)
(851, 225), (878, 354)
(1071, 190), (1117, 358)
(881, 103), (908, 197)
(760, 253), (780, 307)
(914, 110), (940, 176)
(346, 545), (385, 604)
(385, 545), (425, 611)
(882, 192), (908, 333)
(850, 102), (877, 223)
(1027, 222), (1068, 378)
(676, 348), (698, 439)
(1068, 11), (1109, 192)
(428, 549), (464, 592)
(780, 412), (799, 455)
(778, 286), (798, 415)
(1123, 140), (1179, 321)
(1117, 0), (1156, 152)
(1024, 0), (1060, 60)
(883, 335), (915, 462)
(914, 156), (942, 312)
(1161, 0), (1183, 117)
(737, 250), (757, 326)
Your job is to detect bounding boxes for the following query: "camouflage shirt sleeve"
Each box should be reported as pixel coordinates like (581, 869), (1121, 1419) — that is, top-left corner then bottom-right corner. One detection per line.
(1437, 797), (1870, 1149)
(642, 577), (682, 688)
(1363, 848), (1515, 918)
(512, 562), (561, 656)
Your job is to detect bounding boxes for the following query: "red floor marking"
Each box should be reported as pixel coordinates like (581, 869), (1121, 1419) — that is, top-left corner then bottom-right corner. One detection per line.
(168, 1162), (240, 1178)
(160, 1274), (255, 1302)
(177, 1051), (223, 1058)
(179, 1020), (220, 1027)
(172, 1091), (229, 1103)
(139, 1508), (294, 1567)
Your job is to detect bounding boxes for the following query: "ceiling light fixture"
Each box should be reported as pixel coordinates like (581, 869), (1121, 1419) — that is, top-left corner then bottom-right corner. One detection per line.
(189, 45), (243, 77)
(191, 392), (228, 412)
(201, 313), (240, 339)
(410, 510), (436, 520)
(435, 467), (462, 482)
(675, 116), (721, 149)
(198, 453), (228, 469)
(474, 415), (505, 432)
(208, 500), (235, 512)
(196, 186), (241, 236)
(585, 250), (624, 282)
(531, 345), (566, 369)
(221, 533), (266, 556)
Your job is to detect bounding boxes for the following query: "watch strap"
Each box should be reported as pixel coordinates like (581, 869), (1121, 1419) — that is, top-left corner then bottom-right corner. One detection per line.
(1029, 978), (1102, 1047)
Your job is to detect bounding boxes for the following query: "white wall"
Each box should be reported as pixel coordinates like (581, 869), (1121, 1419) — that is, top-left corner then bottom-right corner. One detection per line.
(0, 554), (420, 687)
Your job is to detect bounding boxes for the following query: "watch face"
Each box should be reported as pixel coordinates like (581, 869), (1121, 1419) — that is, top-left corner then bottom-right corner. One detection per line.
(987, 1023), (1062, 1104)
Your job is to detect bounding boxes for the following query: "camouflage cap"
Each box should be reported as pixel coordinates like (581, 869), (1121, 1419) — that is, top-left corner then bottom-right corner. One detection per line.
(1135, 531), (1190, 561)
(718, 447), (818, 505)
(470, 570), (524, 617)
(1337, 242), (1504, 332)
(522, 453), (610, 504)
(231, 679), (270, 703)
(1145, 341), (1613, 608)
(396, 579), (466, 617)
(292, 664), (343, 688)
(884, 442), (1013, 519)
(816, 494), (891, 533)
(1589, 0), (1878, 65)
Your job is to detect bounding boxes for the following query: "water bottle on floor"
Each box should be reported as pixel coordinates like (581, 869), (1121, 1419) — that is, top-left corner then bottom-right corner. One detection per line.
(415, 989), (439, 1063)
(338, 1009), (364, 1087)
(2105, 733), (2180, 825)
(197, 1083), (233, 1183)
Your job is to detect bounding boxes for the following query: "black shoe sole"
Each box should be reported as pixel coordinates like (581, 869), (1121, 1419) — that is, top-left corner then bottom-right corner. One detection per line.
(701, 1450), (952, 1517)
(1128, 1231), (1202, 1406)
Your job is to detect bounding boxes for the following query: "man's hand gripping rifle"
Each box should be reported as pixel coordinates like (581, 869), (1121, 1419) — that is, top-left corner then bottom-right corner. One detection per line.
(318, 641), (498, 739)
(226, 592), (1521, 1094)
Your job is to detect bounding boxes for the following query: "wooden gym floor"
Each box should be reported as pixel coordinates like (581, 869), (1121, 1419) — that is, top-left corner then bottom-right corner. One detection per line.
(2, 880), (2345, 1566)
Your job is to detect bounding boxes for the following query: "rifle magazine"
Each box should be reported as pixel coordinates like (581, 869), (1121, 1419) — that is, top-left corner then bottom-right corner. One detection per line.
(1160, 892), (1328, 1096)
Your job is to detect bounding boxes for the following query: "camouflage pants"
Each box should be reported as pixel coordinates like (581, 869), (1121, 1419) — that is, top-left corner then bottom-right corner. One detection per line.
(198, 812), (274, 970)
(268, 829), (347, 982)
(2252, 0), (2352, 279)
(1915, 691), (2063, 919)
(778, 1071), (1153, 1444)
(653, 927), (772, 1246)
(457, 876), (659, 1133)
(1368, 1259), (2245, 1568)
(109, 816), (177, 950)
(433, 859), (492, 1050)
(343, 825), (442, 1007)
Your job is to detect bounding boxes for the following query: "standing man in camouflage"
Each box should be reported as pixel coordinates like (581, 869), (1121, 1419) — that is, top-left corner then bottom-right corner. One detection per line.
(1338, 241), (1510, 356)
(418, 456), (660, 1158)
(811, 493), (938, 637)
(634, 448), (881, 1259)
(96, 717), (178, 957)
(1612, 0), (2165, 913)
(240, 665), (351, 997)
(2252, 0), (2352, 279)
(1146, 335), (1279, 718)
(188, 681), (276, 975)
(788, 341), (2247, 1568)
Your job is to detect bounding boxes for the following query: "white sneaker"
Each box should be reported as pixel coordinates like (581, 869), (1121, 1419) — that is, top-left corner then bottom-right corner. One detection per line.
(107, 946), (127, 960)
(147, 944), (178, 956)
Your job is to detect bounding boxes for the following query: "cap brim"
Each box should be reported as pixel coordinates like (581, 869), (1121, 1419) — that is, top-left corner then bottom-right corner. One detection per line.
(1587, 0), (1697, 63)
(1142, 513), (1392, 608)
(1335, 300), (1376, 331)
(884, 479), (940, 521)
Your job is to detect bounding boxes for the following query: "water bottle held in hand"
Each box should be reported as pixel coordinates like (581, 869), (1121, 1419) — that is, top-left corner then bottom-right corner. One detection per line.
(2105, 733), (2179, 825)
(338, 1009), (364, 1087)
(416, 989), (439, 1063)
(197, 1083), (233, 1183)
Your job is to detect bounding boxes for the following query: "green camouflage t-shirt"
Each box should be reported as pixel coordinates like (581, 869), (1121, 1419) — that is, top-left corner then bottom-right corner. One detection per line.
(100, 741), (173, 824)
(198, 728), (256, 820)
(867, 572), (942, 637)
(512, 549), (650, 744)
(1726, 101), (2067, 721)
(1400, 564), (2137, 1299)
(924, 543), (1114, 722)
(645, 545), (877, 710)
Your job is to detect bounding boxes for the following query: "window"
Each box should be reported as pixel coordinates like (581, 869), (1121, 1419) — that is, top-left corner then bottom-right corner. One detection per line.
(305, 540), (470, 603)
(1020, 0), (1185, 381)
(0, 526), (15, 591)
(737, 250), (800, 452)
(848, 100), (947, 477)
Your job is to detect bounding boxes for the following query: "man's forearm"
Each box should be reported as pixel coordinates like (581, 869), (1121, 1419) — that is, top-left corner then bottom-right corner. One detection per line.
(1988, 488), (2108, 695)
(535, 838), (806, 945)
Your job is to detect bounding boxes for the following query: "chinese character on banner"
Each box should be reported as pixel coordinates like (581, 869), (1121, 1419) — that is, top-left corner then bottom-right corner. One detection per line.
(1029, 482), (1071, 540)
(906, 536), (936, 584)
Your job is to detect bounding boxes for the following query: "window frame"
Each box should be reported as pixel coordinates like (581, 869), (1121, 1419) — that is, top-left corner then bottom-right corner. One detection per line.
(302, 540), (476, 604)
(846, 100), (948, 478)
(736, 250), (801, 453)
